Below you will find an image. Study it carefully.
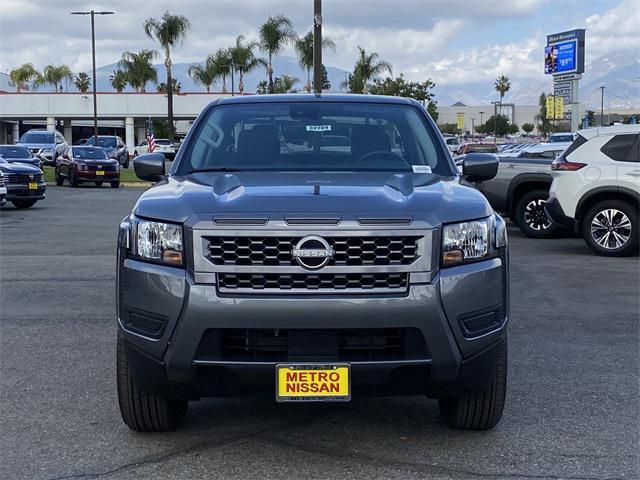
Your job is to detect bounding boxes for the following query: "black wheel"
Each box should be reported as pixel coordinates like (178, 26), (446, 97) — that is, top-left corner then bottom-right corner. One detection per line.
(55, 168), (64, 186)
(514, 190), (561, 238)
(95, 181), (103, 187)
(582, 200), (638, 257)
(69, 169), (79, 187)
(124, 160), (130, 169)
(117, 333), (188, 432)
(133, 151), (138, 158)
(439, 339), (507, 430)
(12, 200), (37, 209)
(111, 181), (120, 189)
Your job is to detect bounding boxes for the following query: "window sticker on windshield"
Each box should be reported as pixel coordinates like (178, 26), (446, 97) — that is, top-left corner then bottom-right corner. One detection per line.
(412, 165), (432, 174)
(305, 125), (332, 132)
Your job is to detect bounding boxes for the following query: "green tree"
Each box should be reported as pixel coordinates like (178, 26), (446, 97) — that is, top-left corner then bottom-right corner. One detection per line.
(259, 15), (296, 93)
(188, 55), (220, 93)
(157, 78), (181, 93)
(585, 110), (596, 128)
(350, 46), (392, 94)
(294, 31), (335, 92)
(118, 50), (158, 92)
(42, 64), (74, 91)
(494, 75), (511, 104)
(143, 11), (191, 141)
(9, 63), (41, 92)
(74, 72), (91, 93)
(369, 75), (438, 120)
(256, 75), (299, 94)
(212, 48), (232, 93)
(478, 114), (512, 136)
(438, 123), (459, 135)
(110, 70), (127, 92)
(534, 93), (552, 136)
(229, 35), (265, 94)
(321, 65), (331, 90)
(521, 122), (535, 135)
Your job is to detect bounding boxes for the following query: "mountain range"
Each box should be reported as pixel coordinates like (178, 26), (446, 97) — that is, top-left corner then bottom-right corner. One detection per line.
(77, 47), (639, 109)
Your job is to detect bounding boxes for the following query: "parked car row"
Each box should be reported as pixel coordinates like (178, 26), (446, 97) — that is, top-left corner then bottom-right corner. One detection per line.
(464, 124), (639, 257)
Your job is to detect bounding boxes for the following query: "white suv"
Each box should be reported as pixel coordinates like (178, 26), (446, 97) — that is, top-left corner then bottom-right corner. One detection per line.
(546, 125), (639, 256)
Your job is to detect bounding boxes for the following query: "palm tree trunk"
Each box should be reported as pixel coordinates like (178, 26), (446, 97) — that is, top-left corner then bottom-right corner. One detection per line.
(239, 71), (244, 95)
(222, 74), (227, 93)
(307, 68), (311, 93)
(166, 54), (175, 142)
(268, 53), (274, 94)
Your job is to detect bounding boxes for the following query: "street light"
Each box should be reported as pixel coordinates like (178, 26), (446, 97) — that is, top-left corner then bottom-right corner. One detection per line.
(598, 86), (605, 126)
(71, 10), (114, 140)
(607, 96), (620, 125)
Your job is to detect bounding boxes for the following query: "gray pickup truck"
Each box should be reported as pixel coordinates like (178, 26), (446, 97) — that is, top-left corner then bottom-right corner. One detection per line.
(475, 149), (566, 238)
(116, 94), (509, 432)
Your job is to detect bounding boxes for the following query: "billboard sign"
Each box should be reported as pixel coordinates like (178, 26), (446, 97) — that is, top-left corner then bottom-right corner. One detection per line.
(545, 29), (585, 75)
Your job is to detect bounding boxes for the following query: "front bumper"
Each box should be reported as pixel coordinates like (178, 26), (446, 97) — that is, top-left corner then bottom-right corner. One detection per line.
(6, 184), (46, 201)
(118, 252), (509, 400)
(545, 197), (577, 231)
(77, 172), (119, 181)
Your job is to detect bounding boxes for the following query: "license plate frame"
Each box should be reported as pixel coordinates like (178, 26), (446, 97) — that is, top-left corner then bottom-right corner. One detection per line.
(28, 182), (38, 190)
(96, 170), (105, 176)
(276, 363), (351, 402)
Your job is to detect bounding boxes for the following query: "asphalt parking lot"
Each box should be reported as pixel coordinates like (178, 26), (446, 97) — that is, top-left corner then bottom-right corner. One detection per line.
(1, 186), (638, 480)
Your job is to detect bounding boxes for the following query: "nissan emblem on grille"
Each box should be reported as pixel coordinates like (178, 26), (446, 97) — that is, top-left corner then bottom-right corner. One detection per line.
(291, 235), (334, 269)
(29, 173), (34, 180)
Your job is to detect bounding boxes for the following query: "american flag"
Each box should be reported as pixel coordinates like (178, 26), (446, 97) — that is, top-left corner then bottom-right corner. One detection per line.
(146, 122), (156, 153)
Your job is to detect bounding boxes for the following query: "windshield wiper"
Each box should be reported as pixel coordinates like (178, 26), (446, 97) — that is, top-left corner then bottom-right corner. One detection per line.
(189, 167), (244, 173)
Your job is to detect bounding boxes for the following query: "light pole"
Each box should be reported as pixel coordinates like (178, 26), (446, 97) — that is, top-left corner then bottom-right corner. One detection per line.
(71, 10), (114, 140)
(222, 60), (236, 96)
(471, 118), (476, 140)
(607, 96), (619, 125)
(599, 86), (605, 126)
(313, 0), (323, 94)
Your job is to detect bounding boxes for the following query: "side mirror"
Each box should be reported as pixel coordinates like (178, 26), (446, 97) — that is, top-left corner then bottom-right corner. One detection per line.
(462, 153), (499, 183)
(134, 153), (165, 182)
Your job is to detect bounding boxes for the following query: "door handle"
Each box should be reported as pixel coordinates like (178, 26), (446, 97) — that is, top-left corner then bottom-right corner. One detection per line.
(625, 170), (640, 177)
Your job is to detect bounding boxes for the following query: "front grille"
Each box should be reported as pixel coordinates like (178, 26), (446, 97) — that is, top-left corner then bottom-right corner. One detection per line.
(195, 328), (430, 362)
(218, 272), (408, 292)
(86, 164), (118, 172)
(4, 173), (43, 184)
(207, 236), (420, 267)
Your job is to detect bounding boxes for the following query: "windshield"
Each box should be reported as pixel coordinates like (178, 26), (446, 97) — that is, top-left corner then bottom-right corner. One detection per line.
(466, 144), (498, 153)
(0, 146), (32, 158)
(550, 134), (573, 143)
(445, 138), (459, 145)
(179, 102), (452, 175)
(19, 132), (54, 144)
(156, 139), (173, 146)
(72, 147), (108, 160)
(87, 137), (117, 148)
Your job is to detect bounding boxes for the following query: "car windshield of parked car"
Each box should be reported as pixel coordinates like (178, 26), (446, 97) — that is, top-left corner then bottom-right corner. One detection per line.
(550, 134), (573, 143)
(0, 146), (32, 158)
(156, 139), (172, 146)
(19, 132), (54, 144)
(72, 147), (108, 160)
(87, 137), (117, 148)
(180, 102), (452, 175)
(465, 144), (498, 153)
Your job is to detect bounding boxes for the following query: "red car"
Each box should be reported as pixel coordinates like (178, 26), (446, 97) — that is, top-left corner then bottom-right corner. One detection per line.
(55, 146), (120, 188)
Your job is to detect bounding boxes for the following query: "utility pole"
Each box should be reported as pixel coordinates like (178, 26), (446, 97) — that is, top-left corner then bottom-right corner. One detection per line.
(313, 0), (322, 94)
(479, 111), (484, 129)
(599, 86), (605, 126)
(471, 118), (475, 141)
(71, 10), (114, 140)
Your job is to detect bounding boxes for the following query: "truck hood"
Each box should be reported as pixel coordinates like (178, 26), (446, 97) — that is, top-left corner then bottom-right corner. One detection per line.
(0, 162), (43, 173)
(132, 172), (493, 227)
(16, 143), (55, 150)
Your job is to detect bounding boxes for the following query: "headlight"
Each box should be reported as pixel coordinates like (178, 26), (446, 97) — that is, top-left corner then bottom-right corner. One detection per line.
(135, 219), (183, 266)
(76, 163), (88, 171)
(442, 218), (491, 266)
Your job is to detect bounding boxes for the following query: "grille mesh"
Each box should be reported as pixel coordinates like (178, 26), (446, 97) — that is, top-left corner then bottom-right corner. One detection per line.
(207, 236), (419, 267)
(218, 272), (408, 292)
(4, 173), (43, 184)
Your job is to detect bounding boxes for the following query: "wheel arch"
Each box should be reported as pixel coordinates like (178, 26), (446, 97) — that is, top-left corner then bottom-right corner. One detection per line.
(507, 173), (552, 216)
(575, 187), (640, 228)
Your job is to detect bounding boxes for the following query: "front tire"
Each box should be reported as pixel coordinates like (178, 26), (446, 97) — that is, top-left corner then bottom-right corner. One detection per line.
(111, 181), (120, 189)
(12, 200), (37, 209)
(69, 170), (79, 187)
(117, 333), (188, 432)
(55, 168), (64, 186)
(582, 200), (638, 257)
(514, 190), (561, 238)
(439, 340), (507, 430)
(95, 181), (103, 187)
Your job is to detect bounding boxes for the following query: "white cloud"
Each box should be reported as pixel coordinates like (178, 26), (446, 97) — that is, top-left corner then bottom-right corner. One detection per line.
(585, 0), (640, 59)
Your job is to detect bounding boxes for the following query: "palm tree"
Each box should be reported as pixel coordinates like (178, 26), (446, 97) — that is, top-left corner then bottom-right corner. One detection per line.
(259, 15), (296, 93)
(212, 48), (232, 93)
(276, 75), (299, 93)
(110, 70), (127, 92)
(157, 79), (181, 93)
(42, 64), (74, 92)
(143, 11), (191, 141)
(188, 54), (220, 93)
(118, 50), (158, 92)
(74, 72), (91, 93)
(9, 63), (41, 92)
(494, 75), (511, 104)
(352, 46), (392, 94)
(294, 31), (335, 92)
(229, 35), (265, 94)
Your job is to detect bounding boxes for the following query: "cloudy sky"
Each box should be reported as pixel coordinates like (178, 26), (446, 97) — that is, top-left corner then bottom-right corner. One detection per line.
(0, 0), (638, 86)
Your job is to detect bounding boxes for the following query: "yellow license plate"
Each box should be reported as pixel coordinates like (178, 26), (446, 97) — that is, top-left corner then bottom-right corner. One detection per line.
(28, 182), (38, 190)
(96, 170), (105, 176)
(276, 364), (350, 402)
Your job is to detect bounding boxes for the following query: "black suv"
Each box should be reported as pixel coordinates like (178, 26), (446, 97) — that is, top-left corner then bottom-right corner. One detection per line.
(0, 156), (46, 208)
(86, 136), (130, 168)
(117, 95), (509, 432)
